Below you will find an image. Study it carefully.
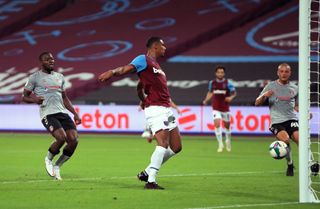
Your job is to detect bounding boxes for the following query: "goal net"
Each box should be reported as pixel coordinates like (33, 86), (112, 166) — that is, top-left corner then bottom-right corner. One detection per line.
(299, 0), (320, 203)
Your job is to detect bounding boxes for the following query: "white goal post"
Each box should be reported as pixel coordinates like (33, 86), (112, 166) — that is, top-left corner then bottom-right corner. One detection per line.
(299, 0), (319, 203)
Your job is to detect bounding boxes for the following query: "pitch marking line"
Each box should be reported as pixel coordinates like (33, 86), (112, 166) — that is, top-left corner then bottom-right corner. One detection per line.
(0, 170), (283, 184)
(185, 201), (299, 209)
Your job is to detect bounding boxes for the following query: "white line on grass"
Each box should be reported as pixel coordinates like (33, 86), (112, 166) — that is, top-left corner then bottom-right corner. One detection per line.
(185, 201), (299, 209)
(0, 170), (283, 184)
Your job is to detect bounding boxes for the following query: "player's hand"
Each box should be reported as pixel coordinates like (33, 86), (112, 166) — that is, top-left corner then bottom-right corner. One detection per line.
(74, 113), (82, 125)
(98, 70), (113, 82)
(263, 90), (273, 98)
(35, 96), (44, 105)
(202, 100), (207, 105)
(225, 97), (232, 103)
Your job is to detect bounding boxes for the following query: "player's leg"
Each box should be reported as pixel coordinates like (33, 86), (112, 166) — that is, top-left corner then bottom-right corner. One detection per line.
(162, 109), (182, 164)
(139, 127), (182, 183)
(213, 111), (223, 152)
(222, 112), (231, 152)
(41, 114), (66, 177)
(143, 129), (168, 189)
(275, 129), (294, 176)
(50, 128), (69, 180)
(285, 121), (299, 176)
(139, 106), (169, 189)
(162, 124), (182, 165)
(291, 130), (299, 145)
(53, 114), (79, 180)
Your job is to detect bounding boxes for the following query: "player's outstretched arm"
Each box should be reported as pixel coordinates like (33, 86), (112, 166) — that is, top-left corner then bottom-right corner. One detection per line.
(22, 89), (44, 104)
(98, 65), (136, 82)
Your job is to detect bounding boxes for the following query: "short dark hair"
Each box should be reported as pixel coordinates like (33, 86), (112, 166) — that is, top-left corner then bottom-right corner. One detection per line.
(146, 36), (162, 49)
(215, 65), (226, 72)
(39, 52), (50, 61)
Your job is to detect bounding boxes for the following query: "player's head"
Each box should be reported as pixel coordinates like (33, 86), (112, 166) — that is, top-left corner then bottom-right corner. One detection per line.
(215, 65), (225, 80)
(146, 36), (166, 57)
(277, 63), (291, 83)
(39, 52), (55, 72)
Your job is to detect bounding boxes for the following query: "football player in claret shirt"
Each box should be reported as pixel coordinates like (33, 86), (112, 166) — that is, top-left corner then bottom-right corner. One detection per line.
(99, 37), (182, 190)
(202, 66), (236, 152)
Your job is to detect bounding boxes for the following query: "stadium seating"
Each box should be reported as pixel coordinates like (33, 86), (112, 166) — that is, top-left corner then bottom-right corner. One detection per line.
(0, 0), (294, 105)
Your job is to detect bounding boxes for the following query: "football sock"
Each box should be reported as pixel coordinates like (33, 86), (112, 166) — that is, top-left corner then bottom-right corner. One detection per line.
(145, 147), (176, 174)
(55, 154), (70, 167)
(225, 128), (231, 141)
(215, 127), (223, 145)
(46, 150), (55, 161)
(147, 146), (166, 183)
(162, 147), (176, 164)
(286, 144), (293, 165)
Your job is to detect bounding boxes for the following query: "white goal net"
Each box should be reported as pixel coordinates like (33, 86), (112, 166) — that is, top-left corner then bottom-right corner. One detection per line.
(299, 0), (320, 203)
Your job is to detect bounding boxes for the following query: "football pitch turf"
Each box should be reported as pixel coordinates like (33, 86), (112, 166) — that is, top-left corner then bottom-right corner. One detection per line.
(0, 133), (319, 209)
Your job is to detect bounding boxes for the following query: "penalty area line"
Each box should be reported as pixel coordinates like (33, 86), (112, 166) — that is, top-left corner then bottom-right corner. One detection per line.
(185, 201), (299, 209)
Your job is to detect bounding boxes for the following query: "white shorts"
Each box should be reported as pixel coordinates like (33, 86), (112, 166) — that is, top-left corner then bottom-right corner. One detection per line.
(144, 106), (177, 135)
(212, 110), (230, 122)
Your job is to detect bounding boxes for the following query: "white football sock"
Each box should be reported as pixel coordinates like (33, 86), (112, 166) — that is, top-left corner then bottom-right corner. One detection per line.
(215, 127), (223, 145)
(147, 146), (166, 183)
(162, 147), (176, 164)
(145, 147), (175, 174)
(225, 128), (231, 141)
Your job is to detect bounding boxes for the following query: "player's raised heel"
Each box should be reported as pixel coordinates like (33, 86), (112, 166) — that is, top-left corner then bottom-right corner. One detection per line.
(53, 166), (62, 180)
(137, 171), (148, 182)
(45, 157), (54, 177)
(144, 182), (164, 190)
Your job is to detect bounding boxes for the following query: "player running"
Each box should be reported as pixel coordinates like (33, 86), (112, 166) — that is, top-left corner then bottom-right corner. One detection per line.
(202, 65), (236, 152)
(255, 63), (298, 176)
(99, 37), (182, 189)
(22, 52), (81, 180)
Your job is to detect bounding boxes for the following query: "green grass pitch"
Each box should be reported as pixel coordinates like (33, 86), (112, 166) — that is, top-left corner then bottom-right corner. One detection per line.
(0, 133), (318, 209)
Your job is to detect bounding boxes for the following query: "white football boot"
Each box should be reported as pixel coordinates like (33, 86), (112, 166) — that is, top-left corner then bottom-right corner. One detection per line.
(217, 143), (224, 153)
(45, 157), (54, 177)
(53, 166), (62, 180)
(226, 139), (232, 152)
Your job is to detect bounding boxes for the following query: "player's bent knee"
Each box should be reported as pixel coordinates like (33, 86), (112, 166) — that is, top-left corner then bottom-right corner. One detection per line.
(173, 146), (182, 154)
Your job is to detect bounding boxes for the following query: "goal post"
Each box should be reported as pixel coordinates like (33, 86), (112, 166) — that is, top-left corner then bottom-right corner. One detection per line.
(299, 0), (319, 203)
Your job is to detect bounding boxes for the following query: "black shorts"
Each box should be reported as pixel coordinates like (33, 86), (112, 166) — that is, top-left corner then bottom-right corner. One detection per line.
(41, 113), (76, 133)
(269, 120), (299, 138)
